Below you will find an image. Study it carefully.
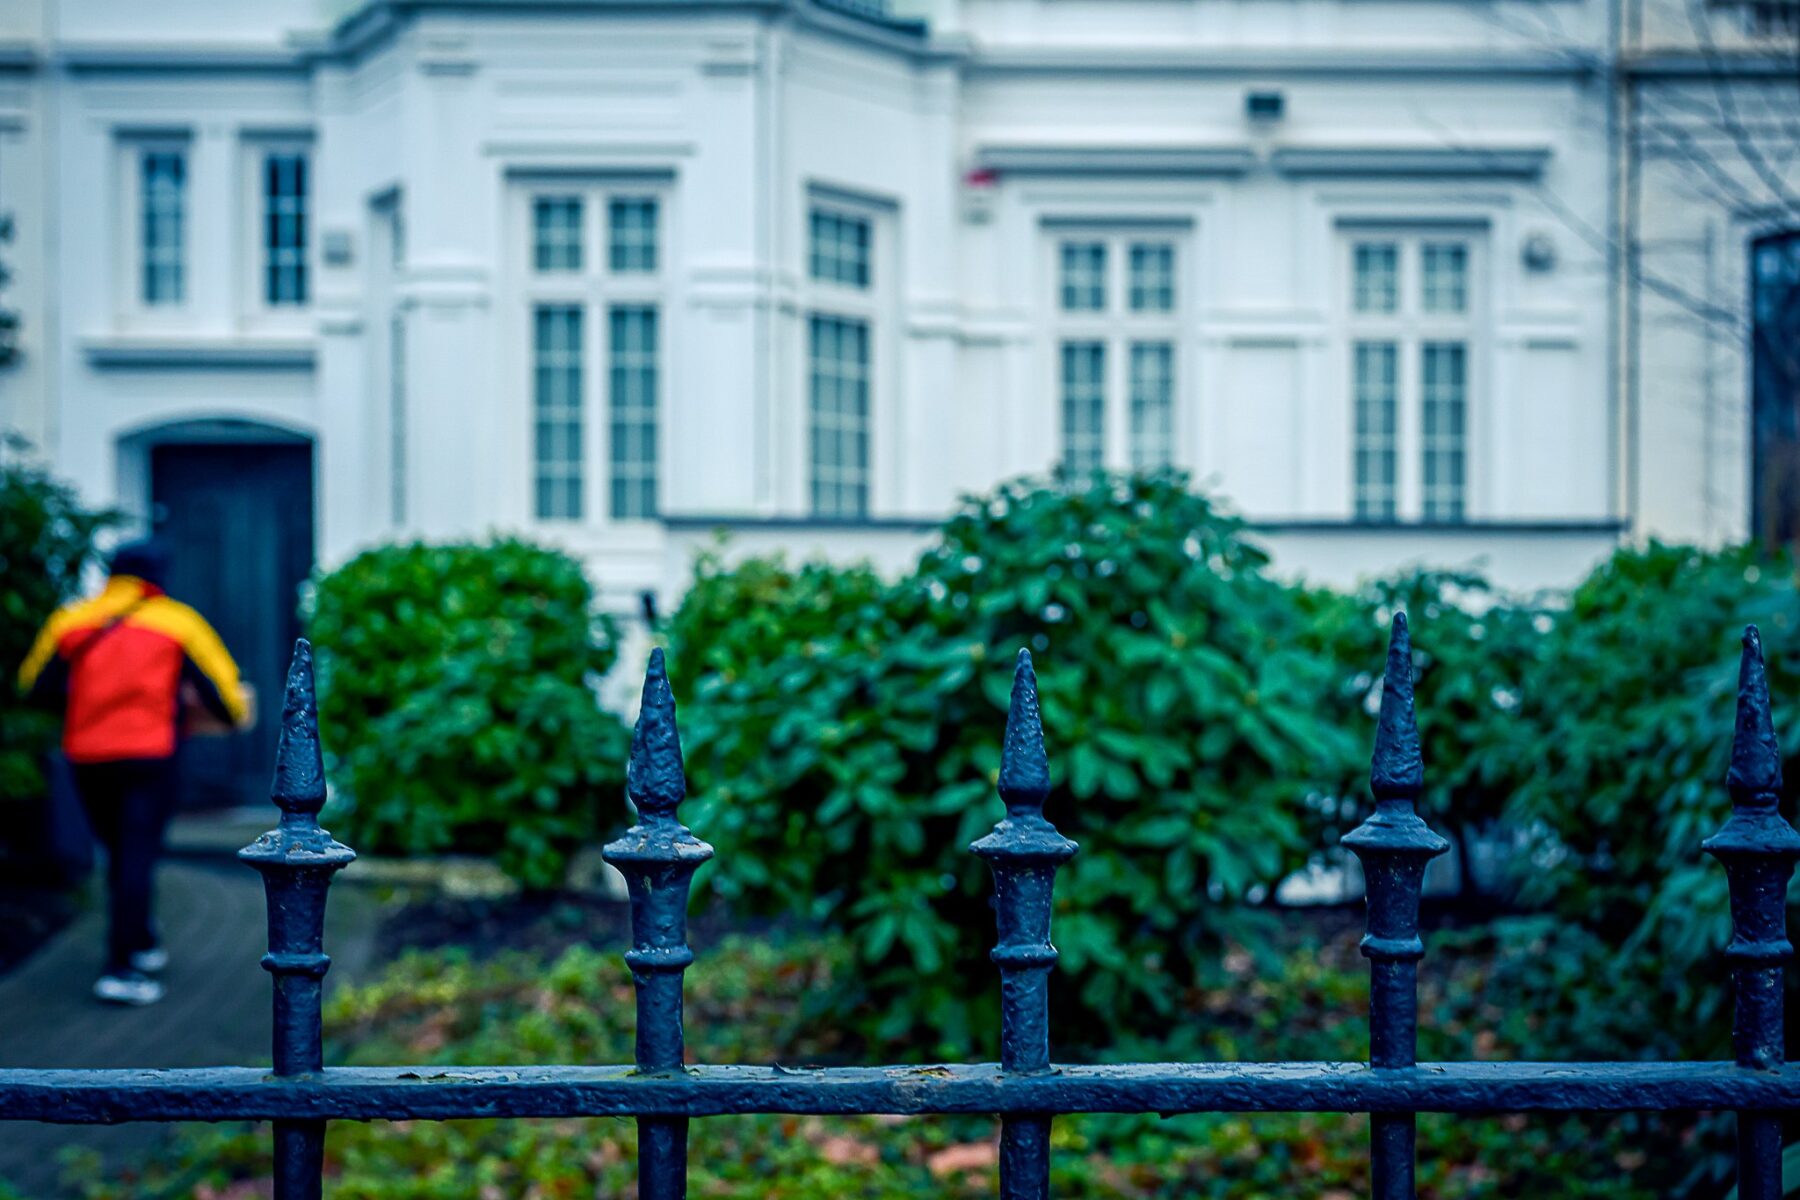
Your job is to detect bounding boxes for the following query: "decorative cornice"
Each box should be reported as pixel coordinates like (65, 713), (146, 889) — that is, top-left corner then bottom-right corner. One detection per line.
(1270, 146), (1553, 178)
(55, 42), (310, 71)
(321, 0), (952, 66)
(967, 47), (1600, 77)
(975, 145), (1257, 177)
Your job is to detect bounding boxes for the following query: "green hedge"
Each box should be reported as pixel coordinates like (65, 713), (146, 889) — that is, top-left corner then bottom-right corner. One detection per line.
(1507, 541), (1800, 1049)
(668, 474), (1800, 1056)
(672, 473), (1366, 1052)
(304, 538), (629, 890)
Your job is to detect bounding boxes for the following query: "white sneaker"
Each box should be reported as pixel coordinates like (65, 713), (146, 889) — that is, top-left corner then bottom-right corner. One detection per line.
(129, 947), (169, 974)
(93, 972), (165, 1006)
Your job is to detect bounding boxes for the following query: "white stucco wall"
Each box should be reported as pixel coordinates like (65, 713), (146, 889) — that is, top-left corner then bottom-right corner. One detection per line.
(9, 0), (1773, 617)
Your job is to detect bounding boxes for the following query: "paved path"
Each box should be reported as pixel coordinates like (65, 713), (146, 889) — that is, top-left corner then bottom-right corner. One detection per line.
(0, 837), (380, 1199)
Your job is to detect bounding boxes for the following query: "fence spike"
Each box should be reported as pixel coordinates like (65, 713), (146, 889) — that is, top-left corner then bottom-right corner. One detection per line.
(603, 649), (713, 1200)
(1705, 626), (1800, 1200)
(239, 639), (355, 1200)
(973, 649), (1077, 1200)
(1342, 614), (1448, 1200)
(629, 646), (686, 815)
(270, 639), (328, 817)
(1370, 611), (1424, 801)
(1000, 649), (1051, 808)
(1729, 626), (1783, 800)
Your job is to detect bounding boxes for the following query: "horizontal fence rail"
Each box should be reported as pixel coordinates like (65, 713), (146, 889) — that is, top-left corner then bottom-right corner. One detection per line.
(7, 1061), (1800, 1122)
(2, 623), (1798, 1200)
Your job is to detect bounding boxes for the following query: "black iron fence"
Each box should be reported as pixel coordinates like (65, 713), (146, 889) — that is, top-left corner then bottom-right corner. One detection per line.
(2, 616), (1799, 1200)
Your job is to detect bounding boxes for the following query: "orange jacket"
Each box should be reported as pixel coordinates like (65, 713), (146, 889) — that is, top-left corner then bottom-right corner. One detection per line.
(18, 575), (249, 763)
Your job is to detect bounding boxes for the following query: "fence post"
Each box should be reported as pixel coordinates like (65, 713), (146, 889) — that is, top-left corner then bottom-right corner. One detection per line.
(1704, 626), (1800, 1200)
(602, 648), (712, 1200)
(1342, 614), (1447, 1200)
(239, 640), (355, 1200)
(973, 650), (1078, 1200)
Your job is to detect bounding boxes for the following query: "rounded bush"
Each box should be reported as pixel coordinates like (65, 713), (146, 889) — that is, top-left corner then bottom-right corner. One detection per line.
(305, 538), (628, 889)
(670, 473), (1364, 1052)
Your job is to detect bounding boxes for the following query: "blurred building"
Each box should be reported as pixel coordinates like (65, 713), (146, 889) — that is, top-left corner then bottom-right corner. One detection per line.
(1621, 0), (1800, 547)
(0, 0), (1793, 649)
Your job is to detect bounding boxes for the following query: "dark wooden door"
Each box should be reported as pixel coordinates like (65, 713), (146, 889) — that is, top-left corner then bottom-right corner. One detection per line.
(151, 443), (315, 810)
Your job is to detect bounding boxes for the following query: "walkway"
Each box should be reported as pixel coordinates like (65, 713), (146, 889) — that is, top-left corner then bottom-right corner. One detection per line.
(0, 814), (380, 1198)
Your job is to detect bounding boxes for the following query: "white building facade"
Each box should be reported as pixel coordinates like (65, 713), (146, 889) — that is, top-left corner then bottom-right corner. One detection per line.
(4, 0), (1729, 651)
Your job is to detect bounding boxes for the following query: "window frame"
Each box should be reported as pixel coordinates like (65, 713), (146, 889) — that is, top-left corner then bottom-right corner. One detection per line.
(1340, 226), (1483, 524)
(513, 179), (670, 527)
(1046, 225), (1187, 475)
(239, 134), (315, 323)
(804, 195), (888, 521)
(118, 132), (193, 323)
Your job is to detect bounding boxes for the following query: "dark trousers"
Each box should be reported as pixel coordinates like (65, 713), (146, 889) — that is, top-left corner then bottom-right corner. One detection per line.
(70, 758), (177, 973)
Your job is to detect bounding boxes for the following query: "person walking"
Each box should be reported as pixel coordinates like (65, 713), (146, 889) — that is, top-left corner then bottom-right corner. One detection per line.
(18, 540), (249, 1005)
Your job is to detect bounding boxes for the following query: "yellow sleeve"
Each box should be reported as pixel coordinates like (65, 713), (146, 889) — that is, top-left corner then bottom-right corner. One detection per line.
(17, 609), (70, 694)
(130, 599), (250, 725)
(165, 605), (251, 726)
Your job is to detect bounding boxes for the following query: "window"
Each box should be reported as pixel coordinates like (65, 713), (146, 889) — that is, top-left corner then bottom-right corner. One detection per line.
(609, 306), (659, 519)
(1420, 342), (1467, 521)
(1751, 232), (1800, 544)
(533, 305), (585, 520)
(521, 183), (666, 521)
(1059, 242), (1107, 312)
(1061, 342), (1106, 472)
(1353, 343), (1398, 519)
(806, 200), (886, 517)
(1353, 243), (1398, 315)
(533, 197), (583, 272)
(1128, 244), (1174, 313)
(1129, 342), (1174, 470)
(810, 209), (872, 288)
(1051, 231), (1183, 472)
(809, 314), (871, 518)
(141, 148), (186, 306)
(609, 199), (659, 273)
(1421, 243), (1467, 315)
(1345, 231), (1478, 521)
(262, 152), (309, 305)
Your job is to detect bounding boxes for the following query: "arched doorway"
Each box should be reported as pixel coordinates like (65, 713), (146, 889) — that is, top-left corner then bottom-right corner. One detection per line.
(121, 420), (315, 809)
(1752, 231), (1800, 547)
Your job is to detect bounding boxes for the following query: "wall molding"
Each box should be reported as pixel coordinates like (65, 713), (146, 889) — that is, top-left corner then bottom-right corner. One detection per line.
(1271, 146), (1553, 178)
(976, 145), (1257, 177)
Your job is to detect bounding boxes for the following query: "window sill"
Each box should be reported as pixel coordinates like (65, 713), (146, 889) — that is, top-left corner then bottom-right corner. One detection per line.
(1252, 518), (1625, 535)
(82, 334), (316, 369)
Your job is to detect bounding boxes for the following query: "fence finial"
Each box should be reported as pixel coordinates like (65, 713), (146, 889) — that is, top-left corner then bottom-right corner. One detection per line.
(973, 648), (1077, 1200)
(1729, 626), (1783, 801)
(270, 639), (327, 817)
(1342, 613), (1447, 1200)
(1705, 624), (1800, 1195)
(603, 649), (713, 1200)
(1370, 611), (1424, 802)
(240, 639), (355, 1200)
(999, 649), (1051, 810)
(630, 647), (686, 816)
